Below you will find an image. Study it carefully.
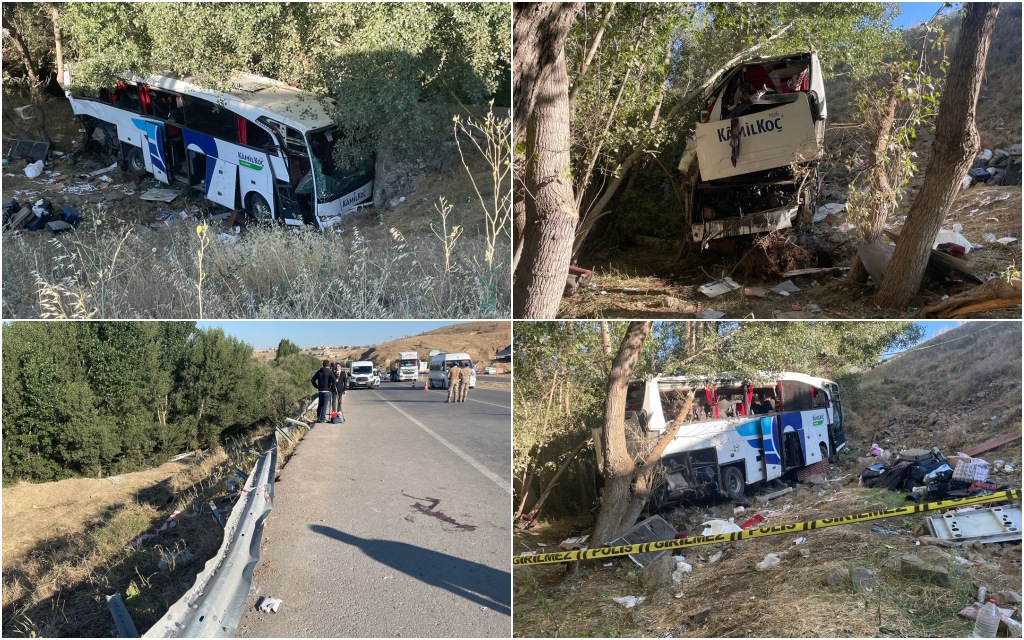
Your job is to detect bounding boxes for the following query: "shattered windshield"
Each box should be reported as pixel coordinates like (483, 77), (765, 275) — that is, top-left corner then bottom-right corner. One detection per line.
(294, 127), (374, 202)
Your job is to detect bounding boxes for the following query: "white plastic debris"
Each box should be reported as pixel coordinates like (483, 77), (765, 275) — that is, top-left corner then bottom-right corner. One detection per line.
(257, 596), (282, 613)
(696, 310), (726, 319)
(814, 203), (846, 222)
(24, 160), (43, 179)
(755, 552), (781, 571)
(701, 519), (743, 536)
(699, 277), (741, 298)
(793, 537), (807, 546)
(612, 595), (645, 608)
(996, 237), (1018, 245)
(933, 227), (973, 252)
(89, 162), (118, 177)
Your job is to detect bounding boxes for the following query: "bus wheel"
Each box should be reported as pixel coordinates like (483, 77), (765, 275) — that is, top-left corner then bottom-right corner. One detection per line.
(125, 147), (146, 176)
(720, 466), (744, 500)
(247, 193), (273, 224)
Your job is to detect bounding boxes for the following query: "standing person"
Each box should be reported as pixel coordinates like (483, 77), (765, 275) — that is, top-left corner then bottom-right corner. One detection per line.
(446, 361), (462, 403)
(457, 364), (470, 403)
(311, 359), (336, 423)
(331, 362), (347, 416)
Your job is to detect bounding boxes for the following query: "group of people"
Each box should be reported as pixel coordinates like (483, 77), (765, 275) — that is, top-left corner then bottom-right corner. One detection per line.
(311, 360), (348, 423)
(446, 361), (471, 403)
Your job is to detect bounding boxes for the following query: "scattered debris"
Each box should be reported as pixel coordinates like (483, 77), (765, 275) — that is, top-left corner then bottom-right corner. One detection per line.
(741, 286), (769, 298)
(88, 162), (119, 177)
(920, 277), (1021, 318)
(871, 526), (901, 536)
(158, 547), (195, 571)
(139, 188), (181, 203)
(609, 515), (678, 567)
(757, 487), (793, 504)
(755, 552), (781, 571)
(925, 505), (1022, 544)
(696, 310), (726, 319)
(257, 596), (282, 613)
(560, 535), (589, 550)
(612, 595), (645, 608)
(769, 279), (801, 296)
(24, 160), (44, 179)
(698, 277), (741, 298)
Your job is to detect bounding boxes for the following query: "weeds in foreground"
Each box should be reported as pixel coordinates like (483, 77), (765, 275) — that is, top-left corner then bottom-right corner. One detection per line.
(454, 103), (511, 267)
(4, 209), (510, 318)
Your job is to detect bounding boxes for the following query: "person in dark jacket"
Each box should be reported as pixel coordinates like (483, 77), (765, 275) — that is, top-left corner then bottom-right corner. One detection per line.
(311, 359), (336, 423)
(331, 362), (347, 416)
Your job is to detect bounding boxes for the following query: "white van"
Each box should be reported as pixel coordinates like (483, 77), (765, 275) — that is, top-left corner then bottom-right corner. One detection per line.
(348, 361), (378, 389)
(427, 352), (477, 390)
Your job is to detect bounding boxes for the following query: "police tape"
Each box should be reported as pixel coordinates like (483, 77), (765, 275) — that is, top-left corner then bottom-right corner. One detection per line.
(513, 489), (1021, 566)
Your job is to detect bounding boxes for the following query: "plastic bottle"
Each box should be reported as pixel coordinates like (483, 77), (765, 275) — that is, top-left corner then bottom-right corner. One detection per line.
(969, 599), (1000, 638)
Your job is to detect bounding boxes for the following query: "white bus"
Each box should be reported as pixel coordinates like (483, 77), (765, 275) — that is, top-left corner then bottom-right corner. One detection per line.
(606, 372), (844, 508)
(427, 352), (477, 390)
(64, 70), (374, 230)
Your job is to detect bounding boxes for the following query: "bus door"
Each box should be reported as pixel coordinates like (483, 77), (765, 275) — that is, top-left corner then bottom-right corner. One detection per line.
(826, 384), (846, 453)
(756, 416), (783, 481)
(130, 118), (171, 184)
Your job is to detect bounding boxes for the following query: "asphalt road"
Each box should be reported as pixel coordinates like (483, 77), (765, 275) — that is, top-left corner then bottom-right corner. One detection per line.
(474, 374), (511, 384)
(237, 384), (511, 638)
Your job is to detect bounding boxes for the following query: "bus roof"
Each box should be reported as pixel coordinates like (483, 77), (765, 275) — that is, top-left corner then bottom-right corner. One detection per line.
(651, 371), (836, 388)
(144, 71), (335, 132)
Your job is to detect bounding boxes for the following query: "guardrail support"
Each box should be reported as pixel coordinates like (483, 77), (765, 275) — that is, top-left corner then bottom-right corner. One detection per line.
(208, 500), (225, 528)
(107, 593), (140, 638)
(285, 417), (310, 430)
(275, 427), (293, 444)
(233, 467), (248, 481)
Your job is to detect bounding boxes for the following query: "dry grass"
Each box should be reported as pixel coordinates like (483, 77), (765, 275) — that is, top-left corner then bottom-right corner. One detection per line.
(514, 483), (1019, 638)
(0, 425), (311, 638)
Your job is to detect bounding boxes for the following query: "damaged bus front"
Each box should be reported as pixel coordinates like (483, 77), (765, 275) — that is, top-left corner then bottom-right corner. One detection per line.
(617, 372), (844, 510)
(679, 52), (827, 246)
(64, 70), (373, 230)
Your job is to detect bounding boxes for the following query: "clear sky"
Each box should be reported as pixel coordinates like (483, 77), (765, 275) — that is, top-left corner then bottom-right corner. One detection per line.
(194, 320), (964, 351)
(196, 320), (479, 350)
(894, 2), (952, 29)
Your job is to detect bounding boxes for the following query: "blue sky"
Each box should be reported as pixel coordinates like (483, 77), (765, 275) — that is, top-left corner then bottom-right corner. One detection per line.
(195, 320), (963, 352)
(894, 2), (952, 29)
(197, 320), (478, 350)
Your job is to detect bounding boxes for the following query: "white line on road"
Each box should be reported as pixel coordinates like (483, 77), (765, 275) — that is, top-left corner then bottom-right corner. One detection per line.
(421, 387), (510, 409)
(372, 391), (511, 494)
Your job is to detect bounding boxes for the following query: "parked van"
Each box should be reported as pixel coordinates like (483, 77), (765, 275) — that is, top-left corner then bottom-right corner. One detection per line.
(427, 353), (477, 390)
(348, 361), (378, 389)
(596, 372), (844, 510)
(678, 52), (826, 246)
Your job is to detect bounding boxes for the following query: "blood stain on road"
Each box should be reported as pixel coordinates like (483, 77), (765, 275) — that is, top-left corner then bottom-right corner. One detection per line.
(401, 493), (477, 531)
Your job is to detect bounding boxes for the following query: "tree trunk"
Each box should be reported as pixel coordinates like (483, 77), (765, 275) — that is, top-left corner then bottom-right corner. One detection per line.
(512, 3), (581, 144)
(875, 3), (999, 309)
(513, 6), (579, 319)
(592, 321), (651, 546)
(52, 6), (64, 86)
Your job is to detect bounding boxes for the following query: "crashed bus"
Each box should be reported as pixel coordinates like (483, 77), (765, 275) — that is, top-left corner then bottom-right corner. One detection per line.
(64, 70), (374, 230)
(679, 52), (827, 246)
(604, 372), (845, 510)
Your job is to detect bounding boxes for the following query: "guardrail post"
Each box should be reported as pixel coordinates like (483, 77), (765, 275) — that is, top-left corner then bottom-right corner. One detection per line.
(106, 593), (140, 638)
(275, 426), (293, 444)
(234, 467), (248, 481)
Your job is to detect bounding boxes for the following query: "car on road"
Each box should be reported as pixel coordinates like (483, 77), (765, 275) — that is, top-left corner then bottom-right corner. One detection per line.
(427, 352), (477, 389)
(484, 366), (498, 375)
(349, 361), (379, 389)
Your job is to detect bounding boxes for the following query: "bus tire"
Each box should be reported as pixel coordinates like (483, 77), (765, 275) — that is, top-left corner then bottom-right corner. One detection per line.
(125, 147), (146, 176)
(720, 466), (745, 500)
(246, 193), (273, 223)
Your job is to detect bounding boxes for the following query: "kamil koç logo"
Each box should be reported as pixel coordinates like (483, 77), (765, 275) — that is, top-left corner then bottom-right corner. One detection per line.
(238, 152), (265, 171)
(717, 112), (784, 143)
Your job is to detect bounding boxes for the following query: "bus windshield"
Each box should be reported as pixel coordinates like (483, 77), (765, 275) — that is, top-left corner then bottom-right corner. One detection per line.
(297, 127), (374, 202)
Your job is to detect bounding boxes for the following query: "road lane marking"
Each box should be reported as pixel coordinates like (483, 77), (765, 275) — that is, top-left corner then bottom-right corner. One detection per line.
(372, 391), (511, 494)
(417, 387), (510, 409)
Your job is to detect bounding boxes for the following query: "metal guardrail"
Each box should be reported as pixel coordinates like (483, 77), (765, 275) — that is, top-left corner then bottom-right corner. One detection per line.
(142, 434), (279, 638)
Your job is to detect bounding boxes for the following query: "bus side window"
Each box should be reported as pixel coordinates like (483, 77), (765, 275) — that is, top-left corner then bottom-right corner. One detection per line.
(240, 118), (274, 149)
(182, 95), (237, 143)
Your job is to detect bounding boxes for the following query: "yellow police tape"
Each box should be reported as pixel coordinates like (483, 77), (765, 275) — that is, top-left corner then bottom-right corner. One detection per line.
(513, 489), (1021, 566)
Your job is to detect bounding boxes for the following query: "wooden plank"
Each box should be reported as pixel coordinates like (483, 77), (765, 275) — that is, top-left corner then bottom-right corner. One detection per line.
(963, 432), (1022, 457)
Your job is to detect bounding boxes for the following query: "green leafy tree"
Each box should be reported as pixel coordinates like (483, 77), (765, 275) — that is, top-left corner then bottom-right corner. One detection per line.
(275, 338), (301, 360)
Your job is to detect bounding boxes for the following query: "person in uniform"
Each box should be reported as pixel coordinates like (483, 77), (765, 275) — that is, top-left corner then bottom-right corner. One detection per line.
(457, 364), (469, 402)
(446, 362), (462, 403)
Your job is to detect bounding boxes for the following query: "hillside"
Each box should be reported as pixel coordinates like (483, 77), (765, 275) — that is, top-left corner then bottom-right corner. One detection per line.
(844, 321), (1022, 456)
(307, 321), (510, 369)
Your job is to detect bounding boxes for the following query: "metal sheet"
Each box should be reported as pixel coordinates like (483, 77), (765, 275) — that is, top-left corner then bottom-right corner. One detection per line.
(926, 505), (1022, 544)
(609, 515), (679, 567)
(6, 138), (50, 163)
(107, 593), (141, 638)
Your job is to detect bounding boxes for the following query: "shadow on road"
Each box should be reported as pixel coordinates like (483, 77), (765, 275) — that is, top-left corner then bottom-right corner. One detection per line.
(309, 525), (511, 616)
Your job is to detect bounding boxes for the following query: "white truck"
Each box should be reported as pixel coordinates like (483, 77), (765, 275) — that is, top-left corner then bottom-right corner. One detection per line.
(679, 52), (827, 246)
(348, 361), (378, 389)
(598, 372), (844, 509)
(394, 351), (419, 382)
